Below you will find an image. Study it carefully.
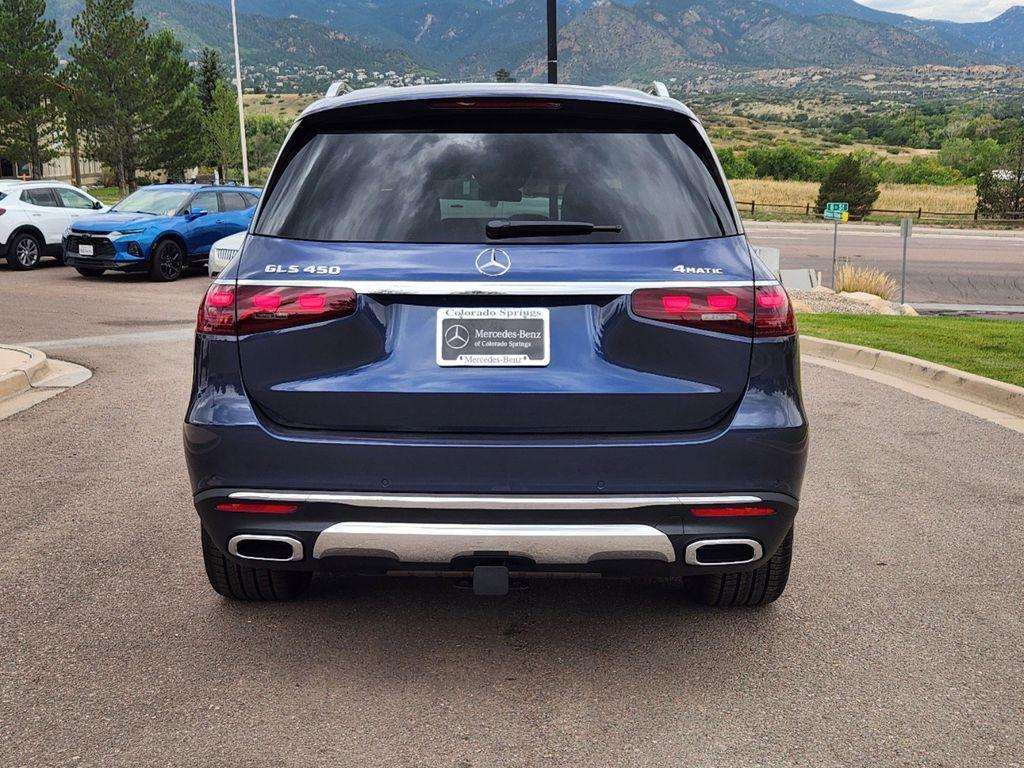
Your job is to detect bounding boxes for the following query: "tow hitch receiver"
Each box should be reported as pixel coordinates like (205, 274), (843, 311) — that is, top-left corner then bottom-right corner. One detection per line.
(473, 565), (510, 596)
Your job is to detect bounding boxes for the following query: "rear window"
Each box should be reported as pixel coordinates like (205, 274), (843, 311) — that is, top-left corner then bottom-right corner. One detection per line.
(255, 131), (737, 244)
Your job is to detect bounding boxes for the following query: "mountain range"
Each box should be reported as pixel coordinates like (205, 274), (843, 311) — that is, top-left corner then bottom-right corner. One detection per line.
(46, 0), (1024, 85)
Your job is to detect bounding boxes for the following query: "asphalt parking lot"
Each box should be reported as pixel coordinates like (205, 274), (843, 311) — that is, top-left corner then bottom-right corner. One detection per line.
(2, 264), (1023, 767)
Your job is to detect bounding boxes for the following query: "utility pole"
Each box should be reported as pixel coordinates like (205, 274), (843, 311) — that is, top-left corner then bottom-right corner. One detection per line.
(547, 0), (557, 84)
(230, 0), (250, 186)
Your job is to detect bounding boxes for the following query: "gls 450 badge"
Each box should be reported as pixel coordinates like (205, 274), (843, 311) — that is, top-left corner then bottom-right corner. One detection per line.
(265, 264), (342, 275)
(673, 264), (724, 275)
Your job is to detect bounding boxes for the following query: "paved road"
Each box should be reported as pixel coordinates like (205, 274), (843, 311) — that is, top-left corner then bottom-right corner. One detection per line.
(746, 221), (1024, 306)
(2, 267), (1023, 767)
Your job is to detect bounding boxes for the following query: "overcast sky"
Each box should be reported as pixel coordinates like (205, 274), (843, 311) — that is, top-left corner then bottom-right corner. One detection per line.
(857, 0), (1017, 22)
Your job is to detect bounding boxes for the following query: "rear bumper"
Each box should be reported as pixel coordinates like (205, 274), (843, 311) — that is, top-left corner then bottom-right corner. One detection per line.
(197, 489), (797, 576)
(185, 333), (808, 576)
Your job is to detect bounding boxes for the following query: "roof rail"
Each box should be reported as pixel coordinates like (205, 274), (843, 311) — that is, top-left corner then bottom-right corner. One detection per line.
(325, 81), (353, 99)
(644, 81), (671, 99)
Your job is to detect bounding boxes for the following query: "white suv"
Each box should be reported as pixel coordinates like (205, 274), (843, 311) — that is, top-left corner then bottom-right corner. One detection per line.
(0, 180), (108, 270)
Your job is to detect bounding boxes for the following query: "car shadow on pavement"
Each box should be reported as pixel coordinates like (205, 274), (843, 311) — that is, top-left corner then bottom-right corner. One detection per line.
(195, 573), (786, 684)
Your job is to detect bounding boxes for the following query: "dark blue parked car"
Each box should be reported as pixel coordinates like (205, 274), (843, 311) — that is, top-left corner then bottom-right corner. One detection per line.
(185, 83), (808, 605)
(64, 184), (260, 281)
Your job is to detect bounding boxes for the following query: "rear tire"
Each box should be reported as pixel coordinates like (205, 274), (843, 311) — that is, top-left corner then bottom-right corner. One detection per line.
(6, 232), (42, 270)
(685, 528), (793, 607)
(201, 527), (312, 601)
(75, 266), (105, 277)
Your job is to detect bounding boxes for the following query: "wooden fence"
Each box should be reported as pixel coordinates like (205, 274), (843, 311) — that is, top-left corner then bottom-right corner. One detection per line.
(734, 200), (1024, 226)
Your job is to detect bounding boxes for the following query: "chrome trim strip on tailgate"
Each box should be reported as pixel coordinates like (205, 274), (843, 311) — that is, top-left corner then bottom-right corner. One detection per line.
(228, 491), (762, 510)
(312, 521), (677, 564)
(220, 278), (779, 295)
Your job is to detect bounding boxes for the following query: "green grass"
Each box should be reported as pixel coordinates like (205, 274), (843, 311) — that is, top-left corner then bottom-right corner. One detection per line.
(89, 186), (122, 205)
(797, 314), (1024, 388)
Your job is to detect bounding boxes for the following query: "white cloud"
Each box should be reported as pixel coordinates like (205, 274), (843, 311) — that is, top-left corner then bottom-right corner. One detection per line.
(857, 0), (1018, 22)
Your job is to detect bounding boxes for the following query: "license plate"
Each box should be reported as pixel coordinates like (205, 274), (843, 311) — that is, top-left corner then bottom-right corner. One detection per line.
(78, 244), (94, 256)
(436, 308), (550, 367)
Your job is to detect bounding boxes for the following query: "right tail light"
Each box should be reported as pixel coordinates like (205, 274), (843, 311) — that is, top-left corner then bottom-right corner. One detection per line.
(197, 284), (357, 336)
(631, 284), (795, 338)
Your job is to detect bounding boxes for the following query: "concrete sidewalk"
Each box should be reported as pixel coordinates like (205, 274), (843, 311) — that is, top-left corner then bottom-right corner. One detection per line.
(0, 345), (91, 420)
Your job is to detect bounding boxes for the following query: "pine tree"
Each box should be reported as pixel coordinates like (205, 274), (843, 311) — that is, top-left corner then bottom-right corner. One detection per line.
(815, 154), (880, 219)
(68, 0), (202, 192)
(0, 0), (62, 178)
(144, 30), (204, 180)
(68, 0), (151, 193)
(206, 82), (241, 179)
(196, 47), (225, 115)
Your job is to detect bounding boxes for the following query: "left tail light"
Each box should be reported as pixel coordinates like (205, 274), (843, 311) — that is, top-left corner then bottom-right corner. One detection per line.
(197, 284), (357, 336)
(631, 284), (795, 338)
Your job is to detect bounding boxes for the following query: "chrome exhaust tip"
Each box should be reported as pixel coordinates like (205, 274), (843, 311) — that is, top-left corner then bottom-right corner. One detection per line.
(228, 534), (304, 562)
(684, 538), (762, 567)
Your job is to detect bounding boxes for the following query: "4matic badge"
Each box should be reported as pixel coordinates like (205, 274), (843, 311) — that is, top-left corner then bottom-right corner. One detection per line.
(673, 264), (724, 275)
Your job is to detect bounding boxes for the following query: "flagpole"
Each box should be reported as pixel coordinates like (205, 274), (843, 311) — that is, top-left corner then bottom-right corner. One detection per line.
(230, 0), (250, 185)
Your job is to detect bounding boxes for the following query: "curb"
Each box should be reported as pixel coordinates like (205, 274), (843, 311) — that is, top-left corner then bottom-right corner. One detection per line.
(0, 345), (50, 401)
(801, 335), (1024, 418)
(0, 344), (92, 420)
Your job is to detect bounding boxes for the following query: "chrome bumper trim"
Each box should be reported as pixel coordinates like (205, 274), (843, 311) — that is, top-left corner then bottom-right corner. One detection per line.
(312, 522), (676, 564)
(228, 491), (762, 511)
(220, 278), (779, 295)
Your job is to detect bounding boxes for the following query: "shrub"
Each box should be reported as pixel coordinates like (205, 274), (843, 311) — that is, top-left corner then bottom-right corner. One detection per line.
(815, 154), (880, 218)
(834, 265), (897, 300)
(746, 144), (827, 182)
(938, 138), (1004, 180)
(877, 157), (965, 186)
(716, 147), (756, 179)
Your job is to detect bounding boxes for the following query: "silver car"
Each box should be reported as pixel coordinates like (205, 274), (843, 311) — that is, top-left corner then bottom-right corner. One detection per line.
(207, 231), (246, 277)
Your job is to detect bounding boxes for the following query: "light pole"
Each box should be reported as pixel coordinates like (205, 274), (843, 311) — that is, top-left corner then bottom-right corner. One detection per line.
(230, 0), (250, 186)
(546, 0), (557, 84)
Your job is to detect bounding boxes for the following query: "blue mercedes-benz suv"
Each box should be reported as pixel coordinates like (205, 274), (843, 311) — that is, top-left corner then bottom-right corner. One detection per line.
(64, 184), (260, 281)
(185, 83), (808, 605)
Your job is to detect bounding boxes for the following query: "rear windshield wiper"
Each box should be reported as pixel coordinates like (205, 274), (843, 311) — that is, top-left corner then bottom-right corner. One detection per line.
(486, 219), (622, 240)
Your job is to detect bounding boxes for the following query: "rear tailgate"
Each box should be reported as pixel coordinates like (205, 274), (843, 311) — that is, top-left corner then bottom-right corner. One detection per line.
(234, 234), (755, 434)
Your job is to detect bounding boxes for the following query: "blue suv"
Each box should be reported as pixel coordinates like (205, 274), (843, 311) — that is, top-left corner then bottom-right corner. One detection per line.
(185, 83), (808, 605)
(64, 184), (260, 281)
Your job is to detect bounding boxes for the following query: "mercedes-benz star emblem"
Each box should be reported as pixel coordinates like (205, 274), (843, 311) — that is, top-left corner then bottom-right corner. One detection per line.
(475, 248), (512, 277)
(444, 324), (470, 350)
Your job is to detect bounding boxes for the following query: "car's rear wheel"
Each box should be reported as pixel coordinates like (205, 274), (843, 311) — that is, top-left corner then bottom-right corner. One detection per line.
(6, 232), (42, 270)
(149, 239), (185, 282)
(685, 528), (793, 607)
(75, 266), (105, 277)
(201, 527), (312, 601)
